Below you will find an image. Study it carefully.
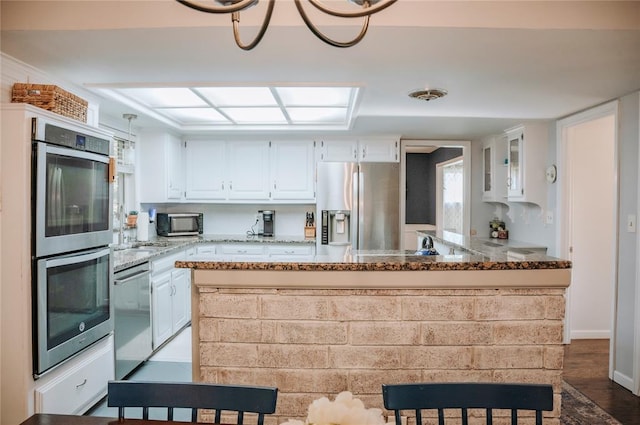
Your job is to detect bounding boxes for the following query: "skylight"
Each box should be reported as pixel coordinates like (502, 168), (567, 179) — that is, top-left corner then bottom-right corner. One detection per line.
(96, 85), (360, 131)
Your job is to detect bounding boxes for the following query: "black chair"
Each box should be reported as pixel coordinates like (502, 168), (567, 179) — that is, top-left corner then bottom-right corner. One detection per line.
(107, 380), (278, 424)
(382, 382), (554, 425)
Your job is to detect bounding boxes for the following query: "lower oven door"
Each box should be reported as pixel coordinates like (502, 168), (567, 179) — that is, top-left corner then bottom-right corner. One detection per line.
(34, 247), (113, 377)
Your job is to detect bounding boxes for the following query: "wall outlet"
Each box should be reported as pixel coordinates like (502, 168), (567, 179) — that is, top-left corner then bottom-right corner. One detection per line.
(627, 214), (636, 233)
(545, 211), (554, 225)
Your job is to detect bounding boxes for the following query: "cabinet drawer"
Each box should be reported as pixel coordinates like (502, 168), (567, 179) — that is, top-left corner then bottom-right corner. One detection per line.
(195, 244), (217, 255)
(219, 245), (265, 255)
(268, 245), (313, 256)
(35, 336), (114, 415)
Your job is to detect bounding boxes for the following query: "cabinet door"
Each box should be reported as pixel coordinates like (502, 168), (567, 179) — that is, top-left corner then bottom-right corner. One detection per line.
(507, 129), (524, 199)
(139, 131), (182, 203)
(482, 145), (492, 198)
(171, 269), (189, 331)
(318, 140), (358, 161)
(151, 271), (173, 349)
(482, 135), (508, 203)
(270, 141), (315, 200)
(166, 136), (184, 200)
(185, 140), (227, 200)
(359, 138), (399, 162)
(227, 141), (270, 200)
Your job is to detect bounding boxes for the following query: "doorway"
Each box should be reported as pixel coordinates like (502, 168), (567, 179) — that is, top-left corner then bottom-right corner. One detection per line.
(400, 140), (471, 250)
(557, 101), (618, 383)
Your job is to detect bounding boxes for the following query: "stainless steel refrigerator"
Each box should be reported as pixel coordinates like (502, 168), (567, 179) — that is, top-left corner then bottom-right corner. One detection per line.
(316, 162), (400, 256)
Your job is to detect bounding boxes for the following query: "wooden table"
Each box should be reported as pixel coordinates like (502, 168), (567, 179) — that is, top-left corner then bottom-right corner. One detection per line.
(19, 413), (213, 425)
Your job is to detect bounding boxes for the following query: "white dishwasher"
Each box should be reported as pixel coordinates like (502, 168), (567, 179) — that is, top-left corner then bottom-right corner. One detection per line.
(113, 262), (152, 379)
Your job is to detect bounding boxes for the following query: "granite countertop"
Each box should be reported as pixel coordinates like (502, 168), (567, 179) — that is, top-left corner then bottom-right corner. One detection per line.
(417, 229), (557, 261)
(175, 245), (572, 272)
(113, 233), (315, 271)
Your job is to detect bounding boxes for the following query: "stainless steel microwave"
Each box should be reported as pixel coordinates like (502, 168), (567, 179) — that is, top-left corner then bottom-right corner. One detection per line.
(156, 213), (203, 236)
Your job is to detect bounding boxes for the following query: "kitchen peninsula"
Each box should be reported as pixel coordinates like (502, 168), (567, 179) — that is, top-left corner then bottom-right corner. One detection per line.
(176, 237), (571, 424)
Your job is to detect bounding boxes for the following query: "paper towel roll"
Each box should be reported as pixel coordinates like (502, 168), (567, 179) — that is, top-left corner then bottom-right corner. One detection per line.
(137, 212), (150, 241)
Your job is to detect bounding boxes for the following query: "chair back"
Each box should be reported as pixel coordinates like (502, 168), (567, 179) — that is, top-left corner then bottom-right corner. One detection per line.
(108, 380), (278, 424)
(382, 382), (553, 425)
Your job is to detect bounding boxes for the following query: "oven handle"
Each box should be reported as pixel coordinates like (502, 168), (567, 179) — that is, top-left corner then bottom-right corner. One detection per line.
(44, 143), (110, 164)
(114, 270), (150, 286)
(45, 247), (111, 268)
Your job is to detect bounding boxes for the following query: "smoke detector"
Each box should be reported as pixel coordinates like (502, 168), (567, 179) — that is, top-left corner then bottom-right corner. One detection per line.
(408, 88), (448, 102)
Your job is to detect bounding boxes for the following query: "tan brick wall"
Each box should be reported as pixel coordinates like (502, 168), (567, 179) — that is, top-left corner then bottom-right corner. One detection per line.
(195, 287), (566, 424)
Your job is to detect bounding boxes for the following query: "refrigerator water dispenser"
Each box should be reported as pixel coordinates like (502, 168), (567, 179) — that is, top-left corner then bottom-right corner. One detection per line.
(321, 210), (351, 245)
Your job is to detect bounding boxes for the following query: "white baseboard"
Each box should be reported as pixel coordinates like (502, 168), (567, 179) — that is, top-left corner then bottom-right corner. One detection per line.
(570, 330), (611, 339)
(613, 370), (634, 392)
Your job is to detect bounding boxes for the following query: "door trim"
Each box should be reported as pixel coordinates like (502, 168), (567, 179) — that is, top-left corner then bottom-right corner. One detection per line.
(556, 100), (619, 378)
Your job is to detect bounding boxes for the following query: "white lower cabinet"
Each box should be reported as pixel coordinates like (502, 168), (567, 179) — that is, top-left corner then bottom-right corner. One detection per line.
(218, 244), (267, 261)
(268, 244), (315, 261)
(150, 250), (191, 349)
(34, 335), (114, 415)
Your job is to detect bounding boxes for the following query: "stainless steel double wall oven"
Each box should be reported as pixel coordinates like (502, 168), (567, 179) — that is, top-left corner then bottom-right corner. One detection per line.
(31, 117), (113, 377)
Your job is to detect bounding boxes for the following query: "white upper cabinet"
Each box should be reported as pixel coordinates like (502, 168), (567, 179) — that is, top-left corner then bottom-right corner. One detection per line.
(358, 138), (399, 162)
(505, 123), (549, 206)
(318, 138), (399, 162)
(185, 140), (227, 200)
(318, 139), (358, 161)
(270, 140), (315, 200)
(481, 134), (508, 203)
(227, 141), (271, 200)
(138, 130), (184, 203)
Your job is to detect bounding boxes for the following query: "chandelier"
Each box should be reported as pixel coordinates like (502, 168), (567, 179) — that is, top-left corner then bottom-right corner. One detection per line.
(176, 0), (397, 50)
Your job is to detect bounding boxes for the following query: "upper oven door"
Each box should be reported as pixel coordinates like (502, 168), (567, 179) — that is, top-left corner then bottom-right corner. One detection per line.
(34, 142), (112, 257)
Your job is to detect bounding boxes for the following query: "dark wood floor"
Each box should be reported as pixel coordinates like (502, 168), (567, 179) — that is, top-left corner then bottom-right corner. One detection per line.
(564, 339), (640, 425)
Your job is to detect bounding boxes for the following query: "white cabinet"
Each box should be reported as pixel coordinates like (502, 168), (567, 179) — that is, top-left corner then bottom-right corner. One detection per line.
(171, 268), (190, 331)
(34, 335), (114, 415)
(505, 123), (549, 206)
(481, 134), (508, 203)
(267, 244), (315, 261)
(318, 139), (358, 161)
(139, 130), (184, 202)
(270, 140), (316, 200)
(182, 140), (315, 203)
(318, 138), (399, 162)
(218, 243), (266, 261)
(185, 140), (226, 200)
(358, 138), (399, 162)
(195, 244), (217, 256)
(151, 270), (173, 348)
(227, 141), (271, 200)
(150, 250), (191, 349)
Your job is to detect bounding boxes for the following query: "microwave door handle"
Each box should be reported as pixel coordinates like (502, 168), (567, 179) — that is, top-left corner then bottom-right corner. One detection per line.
(46, 247), (111, 268)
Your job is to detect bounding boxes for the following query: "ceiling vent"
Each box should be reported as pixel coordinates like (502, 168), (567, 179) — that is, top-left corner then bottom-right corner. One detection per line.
(408, 88), (448, 102)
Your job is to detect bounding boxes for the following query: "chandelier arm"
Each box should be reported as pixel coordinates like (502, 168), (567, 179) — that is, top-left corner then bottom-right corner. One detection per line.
(231, 0), (275, 50)
(306, 0), (397, 18)
(295, 0), (370, 48)
(176, 0), (257, 14)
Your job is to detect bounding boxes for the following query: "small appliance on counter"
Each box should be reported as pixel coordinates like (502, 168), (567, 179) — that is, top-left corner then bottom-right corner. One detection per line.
(490, 218), (508, 239)
(258, 210), (275, 237)
(156, 212), (203, 236)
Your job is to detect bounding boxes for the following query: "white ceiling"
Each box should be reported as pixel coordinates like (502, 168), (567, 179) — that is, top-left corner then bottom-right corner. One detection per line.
(1, 0), (639, 141)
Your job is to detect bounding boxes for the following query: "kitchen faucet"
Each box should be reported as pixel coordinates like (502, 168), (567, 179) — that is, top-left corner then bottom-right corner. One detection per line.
(422, 235), (434, 250)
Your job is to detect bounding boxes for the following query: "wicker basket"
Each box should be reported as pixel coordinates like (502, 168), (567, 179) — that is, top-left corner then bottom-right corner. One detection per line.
(12, 83), (88, 122)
